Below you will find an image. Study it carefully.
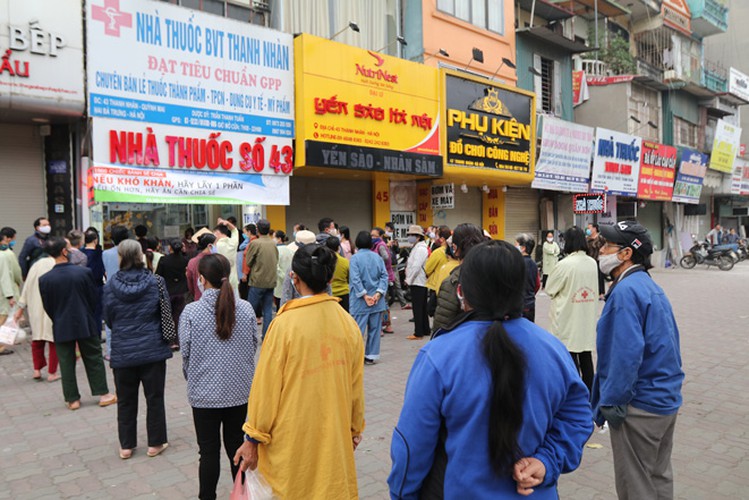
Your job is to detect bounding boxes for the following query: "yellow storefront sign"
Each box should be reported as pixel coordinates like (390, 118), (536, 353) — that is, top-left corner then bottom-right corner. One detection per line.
(294, 34), (442, 176)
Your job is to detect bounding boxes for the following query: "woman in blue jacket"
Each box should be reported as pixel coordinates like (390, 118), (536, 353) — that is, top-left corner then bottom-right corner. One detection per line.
(388, 240), (593, 499)
(103, 239), (172, 460)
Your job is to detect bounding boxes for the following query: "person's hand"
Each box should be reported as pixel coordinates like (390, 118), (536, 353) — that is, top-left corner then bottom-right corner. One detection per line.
(217, 217), (227, 226)
(241, 276), (247, 283)
(364, 295), (375, 307)
(8, 298), (15, 308)
(13, 308), (23, 323)
(233, 440), (258, 472)
(513, 457), (545, 496)
(353, 434), (362, 451)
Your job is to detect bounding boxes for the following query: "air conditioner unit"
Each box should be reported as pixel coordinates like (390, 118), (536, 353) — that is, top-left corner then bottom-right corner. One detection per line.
(733, 207), (749, 216)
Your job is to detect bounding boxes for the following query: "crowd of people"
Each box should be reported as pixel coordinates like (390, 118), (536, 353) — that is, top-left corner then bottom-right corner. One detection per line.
(0, 215), (685, 499)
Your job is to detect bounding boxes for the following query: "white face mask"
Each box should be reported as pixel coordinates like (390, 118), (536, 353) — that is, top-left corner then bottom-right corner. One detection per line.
(197, 277), (205, 293)
(407, 235), (417, 244)
(38, 225), (51, 234)
(598, 251), (623, 276)
(546, 237), (554, 243)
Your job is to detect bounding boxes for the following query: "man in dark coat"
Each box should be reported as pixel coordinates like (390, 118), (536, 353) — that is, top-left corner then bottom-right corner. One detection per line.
(39, 237), (117, 410)
(18, 216), (51, 279)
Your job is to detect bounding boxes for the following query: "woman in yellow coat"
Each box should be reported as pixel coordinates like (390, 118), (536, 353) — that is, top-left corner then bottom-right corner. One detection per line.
(234, 243), (365, 499)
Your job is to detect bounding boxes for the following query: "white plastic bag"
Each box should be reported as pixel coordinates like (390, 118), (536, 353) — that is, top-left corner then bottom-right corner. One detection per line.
(230, 469), (275, 500)
(0, 317), (19, 345)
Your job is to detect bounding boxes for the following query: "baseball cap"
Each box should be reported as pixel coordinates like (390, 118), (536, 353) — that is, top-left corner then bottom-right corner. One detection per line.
(599, 220), (653, 257)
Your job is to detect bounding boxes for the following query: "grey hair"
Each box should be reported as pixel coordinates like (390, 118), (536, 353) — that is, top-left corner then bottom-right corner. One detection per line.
(118, 238), (145, 271)
(515, 233), (535, 255)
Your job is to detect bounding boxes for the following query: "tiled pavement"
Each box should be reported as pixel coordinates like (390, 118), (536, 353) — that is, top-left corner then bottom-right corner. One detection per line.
(2, 262), (749, 499)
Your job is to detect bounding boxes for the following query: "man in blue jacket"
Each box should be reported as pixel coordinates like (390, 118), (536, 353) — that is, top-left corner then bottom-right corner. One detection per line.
(39, 237), (117, 411)
(592, 220), (684, 500)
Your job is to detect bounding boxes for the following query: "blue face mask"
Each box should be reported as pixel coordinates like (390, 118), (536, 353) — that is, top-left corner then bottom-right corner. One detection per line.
(210, 244), (218, 254)
(585, 228), (592, 236)
(9, 240), (15, 248)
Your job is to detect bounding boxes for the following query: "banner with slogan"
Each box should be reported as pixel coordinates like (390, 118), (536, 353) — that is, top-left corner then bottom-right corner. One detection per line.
(294, 34), (442, 177)
(390, 211), (416, 242)
(532, 117), (594, 193)
(637, 141), (677, 201)
(590, 128), (642, 197)
(443, 70), (536, 177)
(90, 165), (289, 205)
(671, 149), (708, 204)
(730, 159), (749, 196)
(709, 119), (741, 173)
(85, 0), (294, 203)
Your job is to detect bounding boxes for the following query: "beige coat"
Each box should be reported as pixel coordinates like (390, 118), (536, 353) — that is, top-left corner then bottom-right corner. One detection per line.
(18, 256), (55, 342)
(546, 251), (598, 352)
(0, 249), (22, 315)
(542, 241), (560, 277)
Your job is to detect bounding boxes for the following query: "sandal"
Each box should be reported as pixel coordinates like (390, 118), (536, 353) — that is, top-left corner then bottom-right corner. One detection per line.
(406, 335), (425, 340)
(99, 394), (118, 407)
(67, 400), (81, 411)
(147, 443), (169, 457)
(119, 449), (133, 460)
(0, 348), (14, 355)
(47, 373), (61, 382)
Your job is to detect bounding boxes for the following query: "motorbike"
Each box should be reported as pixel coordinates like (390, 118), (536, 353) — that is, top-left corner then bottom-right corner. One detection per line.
(680, 238), (734, 271)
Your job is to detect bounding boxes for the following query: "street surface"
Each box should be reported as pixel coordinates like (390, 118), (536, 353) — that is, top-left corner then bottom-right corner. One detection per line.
(1, 263), (748, 499)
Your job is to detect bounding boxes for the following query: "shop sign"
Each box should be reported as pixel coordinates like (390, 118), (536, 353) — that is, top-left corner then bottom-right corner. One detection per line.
(598, 195), (617, 227)
(572, 71), (589, 107)
(709, 119), (742, 173)
(729, 68), (749, 103)
(431, 183), (454, 210)
(90, 165), (289, 205)
(444, 71), (535, 174)
(730, 160), (749, 196)
(586, 75), (634, 86)
(86, 0), (294, 179)
(662, 0), (692, 37)
(417, 183), (433, 227)
(637, 141), (677, 201)
(391, 211), (416, 241)
(294, 34), (441, 175)
(573, 193), (606, 214)
(672, 149), (708, 204)
(532, 117), (594, 193)
(591, 128), (642, 197)
(0, 0), (85, 115)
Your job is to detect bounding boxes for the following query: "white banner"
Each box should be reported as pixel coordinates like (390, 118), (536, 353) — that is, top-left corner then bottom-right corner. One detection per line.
(431, 183), (454, 209)
(86, 0), (293, 181)
(0, 0), (85, 115)
(532, 117), (594, 192)
(591, 128), (642, 197)
(391, 211), (416, 242)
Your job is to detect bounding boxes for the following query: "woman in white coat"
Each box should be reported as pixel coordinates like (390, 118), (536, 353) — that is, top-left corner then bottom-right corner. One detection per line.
(14, 256), (58, 381)
(541, 230), (561, 289)
(545, 226), (598, 393)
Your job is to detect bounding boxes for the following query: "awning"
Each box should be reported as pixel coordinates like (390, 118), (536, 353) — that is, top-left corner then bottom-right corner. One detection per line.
(517, 0), (575, 21)
(516, 26), (593, 53)
(550, 0), (630, 19)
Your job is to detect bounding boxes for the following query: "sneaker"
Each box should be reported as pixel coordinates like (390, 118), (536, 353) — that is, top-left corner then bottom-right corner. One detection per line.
(364, 357), (375, 365)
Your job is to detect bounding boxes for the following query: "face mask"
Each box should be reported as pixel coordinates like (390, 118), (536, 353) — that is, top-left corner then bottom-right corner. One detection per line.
(330, 229), (339, 237)
(38, 225), (51, 235)
(407, 235), (417, 244)
(546, 237), (554, 243)
(585, 228), (592, 236)
(598, 251), (623, 276)
(385, 231), (393, 238)
(9, 240), (15, 248)
(197, 277), (205, 293)
(515, 245), (524, 253)
(427, 231), (436, 239)
(210, 244), (218, 254)
(242, 233), (249, 241)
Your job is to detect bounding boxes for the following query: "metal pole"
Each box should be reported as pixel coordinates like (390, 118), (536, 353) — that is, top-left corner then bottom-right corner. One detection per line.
(594, 0), (599, 62)
(530, 0), (536, 28)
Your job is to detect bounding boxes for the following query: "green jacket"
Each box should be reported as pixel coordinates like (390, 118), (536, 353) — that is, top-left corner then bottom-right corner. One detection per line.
(245, 235), (279, 289)
(431, 266), (461, 335)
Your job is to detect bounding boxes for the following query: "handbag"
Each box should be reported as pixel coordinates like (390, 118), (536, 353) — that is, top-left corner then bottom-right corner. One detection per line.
(156, 276), (177, 344)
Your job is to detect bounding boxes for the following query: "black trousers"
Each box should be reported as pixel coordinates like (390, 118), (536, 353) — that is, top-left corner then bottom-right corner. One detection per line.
(238, 280), (249, 301)
(410, 285), (430, 337)
(337, 294), (350, 312)
(570, 351), (594, 394)
(113, 360), (167, 449)
(192, 404), (247, 500)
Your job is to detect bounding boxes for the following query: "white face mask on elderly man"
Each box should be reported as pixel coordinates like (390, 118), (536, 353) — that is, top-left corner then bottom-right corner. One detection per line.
(598, 251), (623, 276)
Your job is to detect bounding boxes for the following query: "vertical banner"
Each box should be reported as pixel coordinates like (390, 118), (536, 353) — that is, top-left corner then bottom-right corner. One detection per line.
(637, 141), (677, 201)
(532, 117), (594, 192)
(709, 119), (742, 173)
(416, 182), (433, 228)
(590, 128), (642, 196)
(671, 149), (708, 204)
(482, 188), (504, 240)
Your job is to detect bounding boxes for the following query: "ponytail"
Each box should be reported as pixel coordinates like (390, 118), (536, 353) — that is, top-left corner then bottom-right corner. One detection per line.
(215, 277), (236, 340)
(145, 249), (155, 272)
(483, 320), (526, 475)
(198, 254), (236, 340)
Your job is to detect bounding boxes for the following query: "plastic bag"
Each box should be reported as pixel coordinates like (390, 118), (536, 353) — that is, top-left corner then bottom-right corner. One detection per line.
(230, 469), (275, 500)
(0, 317), (19, 346)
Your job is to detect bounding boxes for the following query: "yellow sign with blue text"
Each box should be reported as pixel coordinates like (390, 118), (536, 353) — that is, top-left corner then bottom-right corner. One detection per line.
(294, 34), (442, 177)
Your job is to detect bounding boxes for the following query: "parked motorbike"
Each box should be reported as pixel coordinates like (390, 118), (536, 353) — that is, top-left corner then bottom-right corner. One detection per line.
(680, 239), (734, 271)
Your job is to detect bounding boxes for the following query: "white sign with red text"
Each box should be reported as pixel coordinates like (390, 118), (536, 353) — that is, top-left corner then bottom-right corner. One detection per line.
(86, 0), (293, 179)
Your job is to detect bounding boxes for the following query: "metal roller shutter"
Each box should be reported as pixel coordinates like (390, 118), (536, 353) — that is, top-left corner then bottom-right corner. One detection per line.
(0, 124), (46, 244)
(504, 187), (540, 243)
(286, 176), (373, 235)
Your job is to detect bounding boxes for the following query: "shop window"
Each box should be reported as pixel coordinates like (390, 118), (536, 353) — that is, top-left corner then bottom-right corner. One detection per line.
(674, 116), (699, 149)
(533, 55), (560, 116)
(628, 84), (660, 141)
(437, 0), (504, 35)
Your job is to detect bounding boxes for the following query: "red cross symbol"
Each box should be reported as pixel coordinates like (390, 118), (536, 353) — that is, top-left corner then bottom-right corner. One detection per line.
(581, 290), (589, 299)
(92, 0), (133, 37)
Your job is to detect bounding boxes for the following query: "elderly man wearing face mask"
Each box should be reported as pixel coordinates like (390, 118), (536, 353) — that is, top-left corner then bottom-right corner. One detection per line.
(592, 220), (684, 500)
(19, 217), (52, 279)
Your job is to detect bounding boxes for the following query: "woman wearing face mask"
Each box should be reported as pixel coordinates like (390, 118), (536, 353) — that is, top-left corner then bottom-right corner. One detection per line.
(431, 224), (485, 335)
(541, 231), (561, 289)
(156, 239), (189, 345)
(545, 226), (599, 393)
(405, 225), (430, 340)
(388, 240), (592, 498)
(186, 234), (217, 302)
(350, 231), (389, 363)
(179, 254), (258, 500)
(339, 225), (353, 259)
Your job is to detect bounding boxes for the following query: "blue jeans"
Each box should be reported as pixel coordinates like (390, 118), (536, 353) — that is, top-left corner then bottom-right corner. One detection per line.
(353, 311), (383, 360)
(249, 287), (274, 339)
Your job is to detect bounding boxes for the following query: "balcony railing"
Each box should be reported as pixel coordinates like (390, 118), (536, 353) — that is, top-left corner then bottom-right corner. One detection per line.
(702, 61), (728, 93)
(686, 0), (729, 37)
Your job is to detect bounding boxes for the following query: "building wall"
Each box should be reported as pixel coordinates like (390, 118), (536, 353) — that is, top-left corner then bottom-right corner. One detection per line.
(516, 34), (574, 121)
(574, 83), (630, 131)
(419, 0), (517, 83)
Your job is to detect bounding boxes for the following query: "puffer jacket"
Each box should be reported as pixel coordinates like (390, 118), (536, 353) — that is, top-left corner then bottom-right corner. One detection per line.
(431, 266), (462, 335)
(103, 268), (173, 369)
